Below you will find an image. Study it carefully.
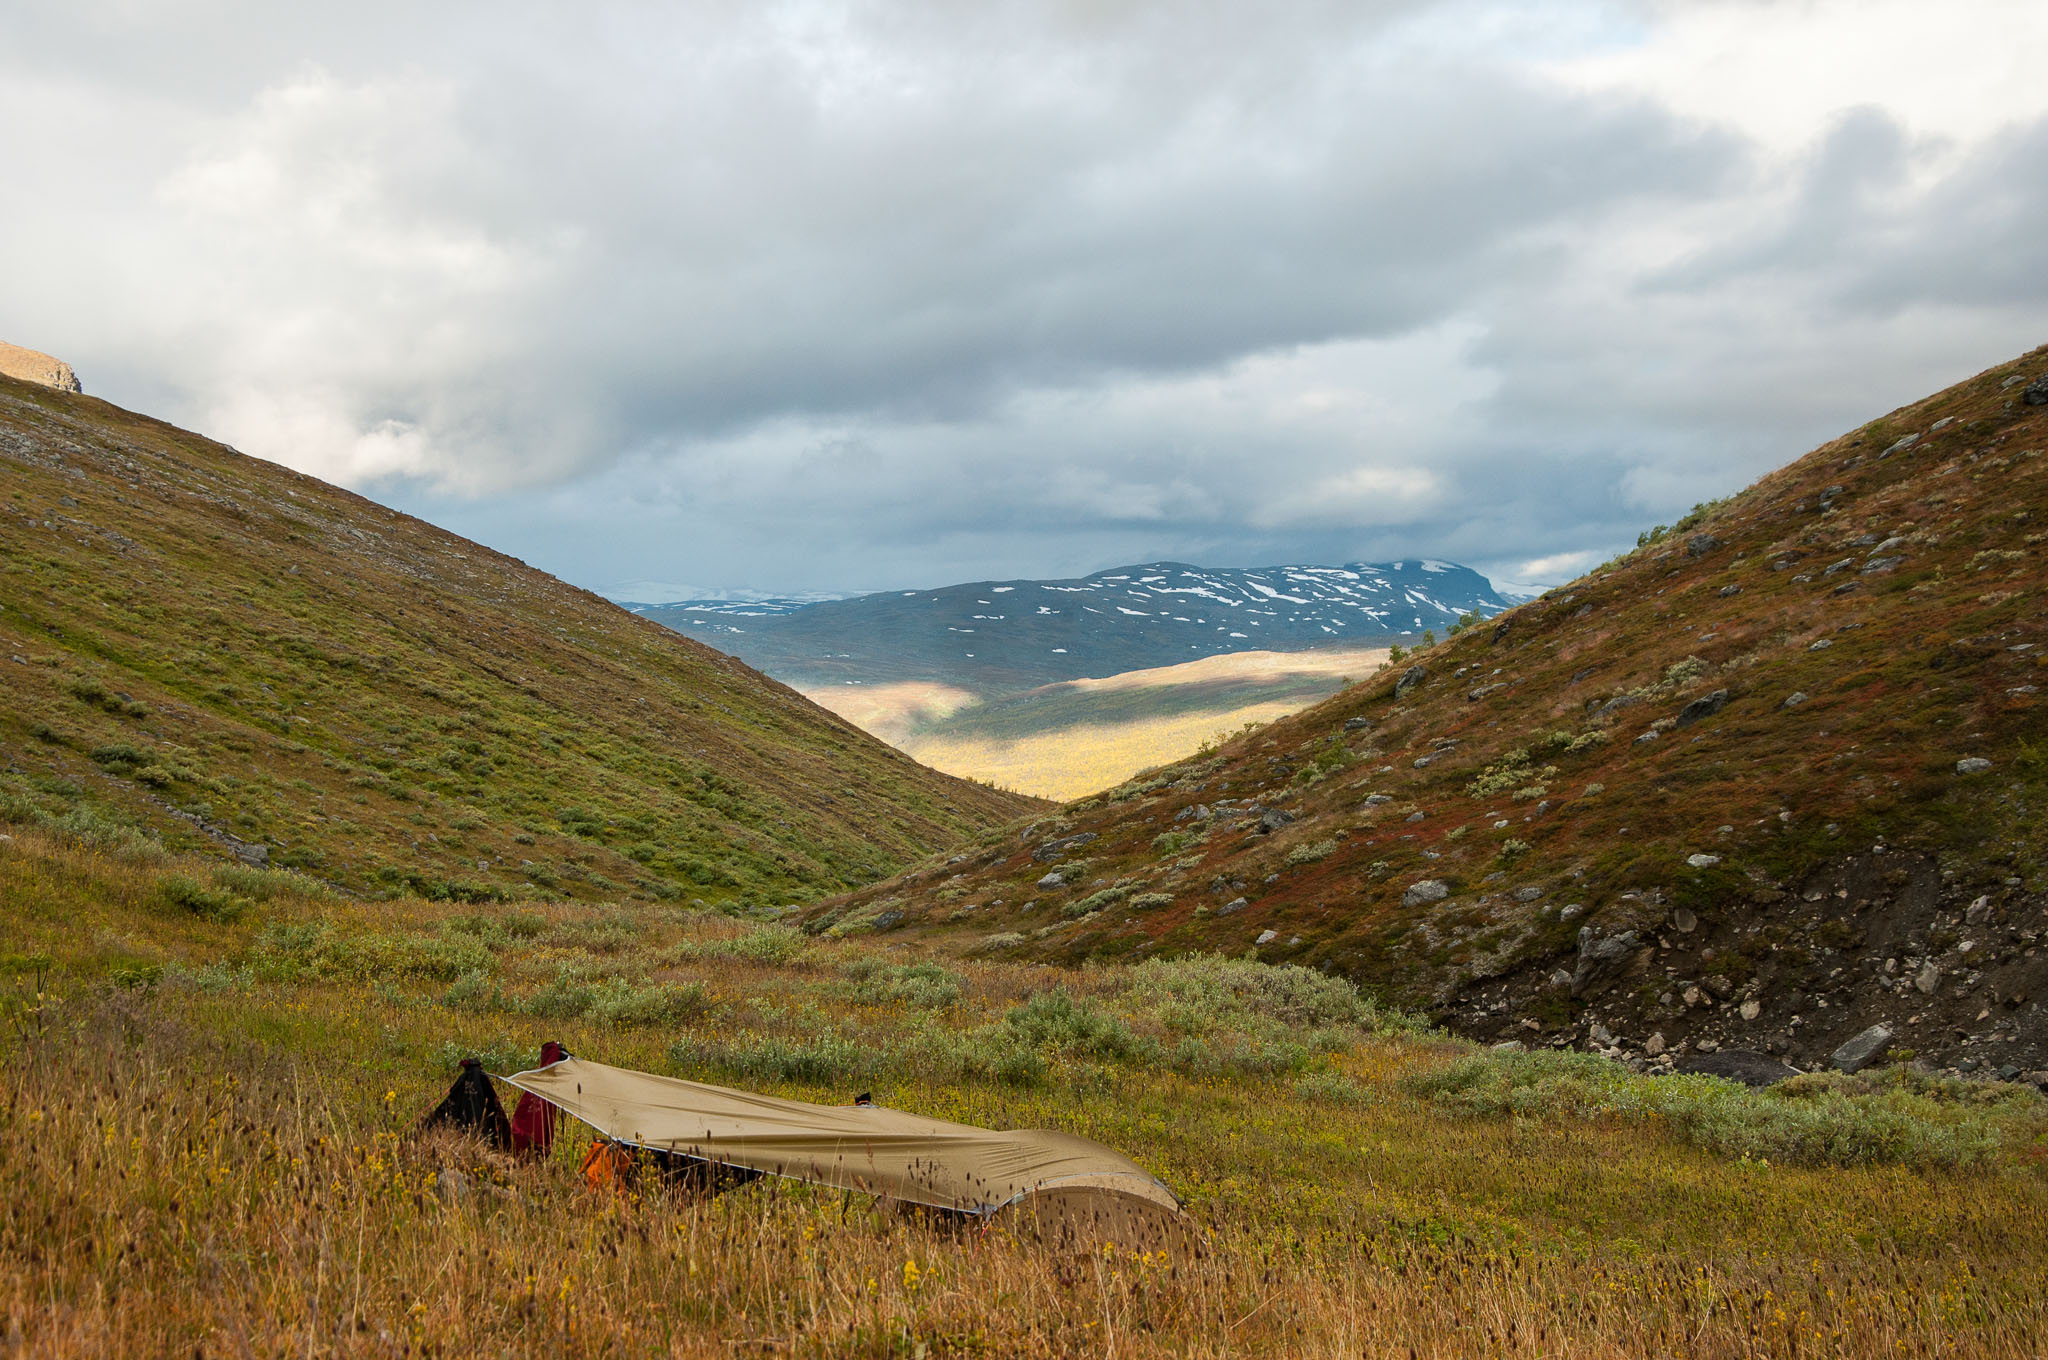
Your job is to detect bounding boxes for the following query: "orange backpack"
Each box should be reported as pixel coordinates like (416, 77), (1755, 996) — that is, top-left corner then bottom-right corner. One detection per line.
(580, 1139), (636, 1194)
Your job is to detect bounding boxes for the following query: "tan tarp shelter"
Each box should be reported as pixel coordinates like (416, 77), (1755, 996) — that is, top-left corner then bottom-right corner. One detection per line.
(501, 1057), (1192, 1251)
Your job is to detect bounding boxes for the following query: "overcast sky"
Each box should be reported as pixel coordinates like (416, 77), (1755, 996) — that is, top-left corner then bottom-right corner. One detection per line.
(6, 1), (2046, 599)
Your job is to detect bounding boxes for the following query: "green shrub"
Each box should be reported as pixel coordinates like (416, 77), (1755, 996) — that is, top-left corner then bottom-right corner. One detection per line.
(1405, 1048), (2031, 1169)
(1002, 990), (1150, 1062)
(1128, 892), (1175, 911)
(1062, 884), (1132, 919)
(89, 742), (151, 774)
(584, 978), (712, 1028)
(1293, 1069), (1372, 1106)
(158, 872), (250, 923)
(1283, 839), (1338, 867)
(841, 960), (963, 1009)
(702, 924), (808, 964)
(38, 805), (166, 861)
(669, 1031), (879, 1087)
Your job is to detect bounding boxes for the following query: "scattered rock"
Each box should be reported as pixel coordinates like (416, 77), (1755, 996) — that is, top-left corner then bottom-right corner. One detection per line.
(1672, 907), (1698, 933)
(1807, 639), (1832, 651)
(1035, 871), (1067, 890)
(1217, 897), (1249, 916)
(1955, 757), (1993, 775)
(1255, 929), (1279, 945)
(1394, 665), (1428, 698)
(1402, 879), (1450, 908)
(1674, 689), (1728, 728)
(1512, 885), (1544, 902)
(1258, 809), (1295, 834)
(1633, 730), (1661, 745)
(1830, 1024), (1893, 1074)
(1718, 584), (1742, 598)
(1363, 794), (1392, 807)
(1644, 1032), (1667, 1056)
(1491, 1039), (1524, 1052)
(1914, 961), (1940, 995)
(871, 910), (905, 932)
(1031, 832), (1097, 863)
(1571, 926), (1644, 998)
(1880, 433), (1920, 457)
(1404, 811), (1426, 824)
(1686, 853), (1721, 869)
(1685, 533), (1722, 558)
(1548, 969), (1572, 989)
(1343, 716), (1373, 731)
(1591, 693), (1644, 722)
(234, 842), (271, 868)
(1860, 555), (1903, 574)
(1965, 896), (1992, 926)
(1782, 691), (1809, 709)
(1467, 682), (1509, 702)
(1822, 558), (1855, 576)
(1739, 998), (1761, 1021)
(2024, 375), (2048, 406)
(1588, 1023), (1613, 1045)
(1673, 1049), (1801, 1087)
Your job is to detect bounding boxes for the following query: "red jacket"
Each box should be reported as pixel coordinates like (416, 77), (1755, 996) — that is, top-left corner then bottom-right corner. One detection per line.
(511, 1041), (568, 1156)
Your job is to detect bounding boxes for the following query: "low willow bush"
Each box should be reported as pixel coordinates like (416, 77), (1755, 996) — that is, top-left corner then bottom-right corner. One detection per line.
(1119, 954), (1426, 1041)
(1406, 1048), (2043, 1169)
(837, 959), (963, 1009)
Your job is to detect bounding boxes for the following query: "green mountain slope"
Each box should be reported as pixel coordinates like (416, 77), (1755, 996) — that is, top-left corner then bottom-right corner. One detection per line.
(0, 375), (1039, 906)
(810, 347), (2048, 1076)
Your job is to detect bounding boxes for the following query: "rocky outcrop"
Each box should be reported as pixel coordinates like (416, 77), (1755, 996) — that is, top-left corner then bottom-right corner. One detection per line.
(0, 342), (82, 393)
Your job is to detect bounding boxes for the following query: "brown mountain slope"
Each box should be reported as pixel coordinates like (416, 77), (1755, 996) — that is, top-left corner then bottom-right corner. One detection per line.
(810, 347), (2048, 1076)
(0, 375), (1039, 906)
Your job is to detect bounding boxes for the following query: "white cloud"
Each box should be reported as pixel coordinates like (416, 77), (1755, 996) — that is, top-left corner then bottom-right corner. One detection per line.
(0, 0), (2041, 593)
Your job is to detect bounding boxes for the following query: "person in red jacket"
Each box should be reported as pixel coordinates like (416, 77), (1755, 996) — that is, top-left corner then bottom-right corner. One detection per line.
(511, 1041), (569, 1157)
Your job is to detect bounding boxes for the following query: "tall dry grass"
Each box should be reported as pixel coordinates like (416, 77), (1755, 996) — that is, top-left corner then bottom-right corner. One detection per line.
(5, 990), (2045, 1358)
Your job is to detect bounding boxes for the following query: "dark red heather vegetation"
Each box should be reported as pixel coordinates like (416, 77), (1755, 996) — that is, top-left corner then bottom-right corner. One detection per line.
(812, 346), (2048, 1076)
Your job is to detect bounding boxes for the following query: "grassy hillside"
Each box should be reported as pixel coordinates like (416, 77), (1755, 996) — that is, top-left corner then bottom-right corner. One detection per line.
(0, 374), (1037, 929)
(6, 825), (2045, 1355)
(810, 347), (2048, 1076)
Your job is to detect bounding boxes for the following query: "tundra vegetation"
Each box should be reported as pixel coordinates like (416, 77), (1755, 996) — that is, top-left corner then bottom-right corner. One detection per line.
(5, 822), (2047, 1357)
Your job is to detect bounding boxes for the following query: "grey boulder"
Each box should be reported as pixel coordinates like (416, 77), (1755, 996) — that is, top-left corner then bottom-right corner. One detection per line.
(1674, 689), (1729, 729)
(1401, 879), (1450, 909)
(1571, 927), (1644, 998)
(1830, 1024), (1893, 1074)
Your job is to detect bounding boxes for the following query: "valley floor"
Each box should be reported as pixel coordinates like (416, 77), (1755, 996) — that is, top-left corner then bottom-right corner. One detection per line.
(6, 827), (2047, 1357)
(804, 646), (1387, 801)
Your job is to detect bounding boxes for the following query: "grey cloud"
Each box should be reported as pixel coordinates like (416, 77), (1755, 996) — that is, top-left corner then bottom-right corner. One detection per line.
(2, 2), (2041, 598)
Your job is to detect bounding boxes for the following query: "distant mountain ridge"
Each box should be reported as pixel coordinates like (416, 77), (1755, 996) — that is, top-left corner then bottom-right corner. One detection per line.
(626, 560), (1515, 694)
